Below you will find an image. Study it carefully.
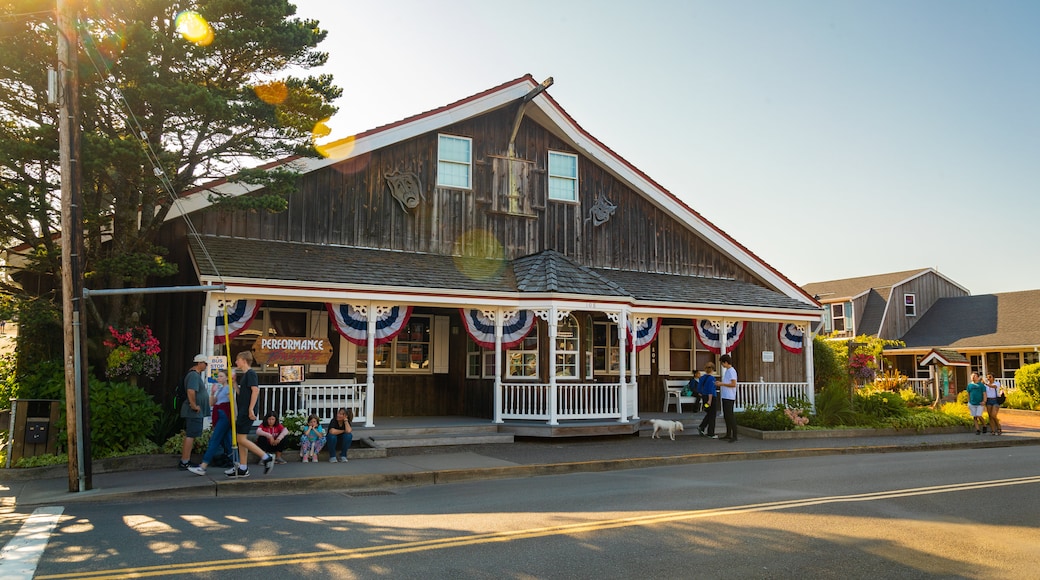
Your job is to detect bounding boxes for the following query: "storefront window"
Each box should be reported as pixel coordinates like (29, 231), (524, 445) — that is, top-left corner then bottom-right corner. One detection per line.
(555, 315), (579, 377)
(1002, 352), (1020, 378)
(466, 339), (496, 379)
(669, 327), (694, 373)
(593, 321), (620, 374)
(507, 334), (539, 379)
(357, 316), (431, 373)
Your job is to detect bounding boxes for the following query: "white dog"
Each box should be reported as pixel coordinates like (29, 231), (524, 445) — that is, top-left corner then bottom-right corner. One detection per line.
(650, 419), (684, 440)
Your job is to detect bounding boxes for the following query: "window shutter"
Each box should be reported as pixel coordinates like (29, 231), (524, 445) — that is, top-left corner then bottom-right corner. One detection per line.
(434, 316), (449, 374)
(340, 335), (356, 374)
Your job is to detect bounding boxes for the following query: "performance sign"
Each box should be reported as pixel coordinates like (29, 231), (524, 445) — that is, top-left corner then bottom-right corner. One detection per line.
(251, 337), (333, 366)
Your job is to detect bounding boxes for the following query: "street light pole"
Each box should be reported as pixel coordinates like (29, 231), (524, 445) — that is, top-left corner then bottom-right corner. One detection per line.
(57, 0), (91, 492)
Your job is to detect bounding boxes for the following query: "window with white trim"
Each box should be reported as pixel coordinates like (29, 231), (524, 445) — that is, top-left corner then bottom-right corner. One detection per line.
(507, 332), (539, 379)
(357, 316), (431, 373)
(555, 315), (579, 378)
(592, 321), (620, 374)
(970, 355), (984, 377)
(1025, 351), (1039, 366)
(548, 151), (578, 201)
(437, 135), (471, 189)
(1002, 352), (1020, 379)
(904, 294), (916, 317)
(831, 304), (846, 333)
(668, 326), (695, 374)
(466, 339), (496, 379)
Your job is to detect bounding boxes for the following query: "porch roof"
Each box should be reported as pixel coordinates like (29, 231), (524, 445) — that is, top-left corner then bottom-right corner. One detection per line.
(189, 236), (819, 314)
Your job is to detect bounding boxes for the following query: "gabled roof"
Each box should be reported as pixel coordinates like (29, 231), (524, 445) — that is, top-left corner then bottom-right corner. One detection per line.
(897, 290), (1040, 350)
(856, 289), (888, 336)
(172, 74), (815, 308)
(513, 251), (627, 296)
(802, 268), (932, 302)
(918, 349), (970, 367)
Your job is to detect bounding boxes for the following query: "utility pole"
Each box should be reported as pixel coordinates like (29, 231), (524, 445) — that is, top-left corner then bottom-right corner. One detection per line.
(57, 0), (91, 492)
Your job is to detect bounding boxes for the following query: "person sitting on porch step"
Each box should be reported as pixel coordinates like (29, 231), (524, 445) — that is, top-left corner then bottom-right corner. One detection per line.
(326, 408), (353, 463)
(300, 414), (326, 462)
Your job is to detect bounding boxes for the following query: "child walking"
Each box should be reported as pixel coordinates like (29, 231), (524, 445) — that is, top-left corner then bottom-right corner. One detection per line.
(300, 414), (326, 462)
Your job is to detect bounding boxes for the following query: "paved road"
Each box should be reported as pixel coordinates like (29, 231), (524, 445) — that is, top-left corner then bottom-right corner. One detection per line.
(12, 445), (1040, 579)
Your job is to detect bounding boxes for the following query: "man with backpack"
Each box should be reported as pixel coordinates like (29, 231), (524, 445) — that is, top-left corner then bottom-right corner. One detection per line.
(178, 354), (210, 469)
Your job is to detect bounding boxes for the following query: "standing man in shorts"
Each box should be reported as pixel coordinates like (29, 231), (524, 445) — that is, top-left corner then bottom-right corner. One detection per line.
(966, 372), (988, 435)
(226, 350), (274, 478)
(178, 354), (210, 469)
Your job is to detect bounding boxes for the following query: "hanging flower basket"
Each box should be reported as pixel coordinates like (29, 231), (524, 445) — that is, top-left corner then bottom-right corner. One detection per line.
(104, 325), (162, 381)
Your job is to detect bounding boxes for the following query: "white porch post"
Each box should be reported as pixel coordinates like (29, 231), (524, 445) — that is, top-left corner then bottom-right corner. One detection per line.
(720, 318), (729, 356)
(201, 294), (219, 358)
(493, 309), (504, 424)
(629, 314), (640, 421)
(365, 304), (376, 427)
(616, 309), (628, 423)
(804, 325), (815, 409)
(547, 306), (559, 426)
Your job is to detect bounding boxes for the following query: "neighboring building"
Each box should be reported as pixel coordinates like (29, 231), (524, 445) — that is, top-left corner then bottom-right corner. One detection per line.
(141, 75), (823, 429)
(803, 268), (968, 340)
(803, 269), (1039, 392)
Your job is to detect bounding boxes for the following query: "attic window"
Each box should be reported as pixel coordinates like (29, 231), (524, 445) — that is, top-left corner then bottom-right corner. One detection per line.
(548, 151), (578, 202)
(831, 304), (846, 332)
(437, 135), (471, 189)
(904, 294), (916, 317)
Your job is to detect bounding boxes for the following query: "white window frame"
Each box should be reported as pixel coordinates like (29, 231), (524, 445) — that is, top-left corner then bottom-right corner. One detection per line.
(548, 150), (578, 202)
(506, 332), (539, 379)
(831, 304), (846, 333)
(592, 321), (620, 375)
(555, 315), (580, 378)
(1002, 352), (1021, 379)
(437, 134), (472, 189)
(466, 339), (496, 379)
(667, 326), (696, 376)
(1024, 351), (1039, 366)
(356, 315), (433, 374)
(904, 293), (917, 317)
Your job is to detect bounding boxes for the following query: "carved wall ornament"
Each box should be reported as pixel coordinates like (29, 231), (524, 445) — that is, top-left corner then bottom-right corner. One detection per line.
(585, 193), (617, 226)
(385, 170), (424, 213)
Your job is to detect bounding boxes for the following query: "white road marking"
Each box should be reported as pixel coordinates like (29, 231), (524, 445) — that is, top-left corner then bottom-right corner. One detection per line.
(0, 506), (64, 580)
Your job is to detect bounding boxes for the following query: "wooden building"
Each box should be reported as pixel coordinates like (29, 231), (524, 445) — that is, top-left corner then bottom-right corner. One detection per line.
(154, 75), (822, 431)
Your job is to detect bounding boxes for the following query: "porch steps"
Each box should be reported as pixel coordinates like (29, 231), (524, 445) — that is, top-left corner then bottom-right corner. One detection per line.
(359, 424), (514, 449)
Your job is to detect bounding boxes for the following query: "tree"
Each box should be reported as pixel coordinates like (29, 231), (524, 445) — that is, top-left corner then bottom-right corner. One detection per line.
(0, 0), (340, 334)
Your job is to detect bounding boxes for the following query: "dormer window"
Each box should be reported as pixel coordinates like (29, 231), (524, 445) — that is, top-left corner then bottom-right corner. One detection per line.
(904, 294), (916, 317)
(548, 151), (578, 202)
(437, 135), (472, 189)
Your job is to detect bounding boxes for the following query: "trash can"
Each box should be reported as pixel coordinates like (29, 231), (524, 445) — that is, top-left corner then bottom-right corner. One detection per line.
(6, 399), (61, 467)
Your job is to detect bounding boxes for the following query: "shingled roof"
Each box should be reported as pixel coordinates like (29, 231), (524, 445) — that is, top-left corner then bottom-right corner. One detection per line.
(802, 268), (931, 301)
(189, 237), (817, 313)
(898, 290), (1040, 349)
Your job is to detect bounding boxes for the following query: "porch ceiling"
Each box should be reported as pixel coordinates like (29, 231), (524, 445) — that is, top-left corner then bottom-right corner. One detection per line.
(189, 236), (819, 316)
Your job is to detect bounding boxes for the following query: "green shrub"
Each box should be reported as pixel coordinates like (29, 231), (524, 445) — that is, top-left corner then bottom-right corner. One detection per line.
(162, 428), (213, 454)
(854, 389), (908, 419)
(956, 390), (969, 404)
(1005, 388), (1036, 410)
(736, 404), (796, 431)
(813, 336), (849, 390)
(813, 379), (856, 427)
(1015, 363), (1040, 403)
(15, 453), (69, 468)
(898, 388), (930, 407)
(81, 380), (162, 456)
(889, 408), (971, 429)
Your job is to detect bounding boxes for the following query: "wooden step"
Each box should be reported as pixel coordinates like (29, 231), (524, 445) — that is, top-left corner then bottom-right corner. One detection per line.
(363, 432), (515, 449)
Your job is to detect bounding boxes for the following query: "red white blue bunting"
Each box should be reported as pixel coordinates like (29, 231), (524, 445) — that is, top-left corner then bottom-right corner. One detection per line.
(778, 323), (804, 354)
(459, 309), (536, 350)
(326, 304), (413, 346)
(694, 319), (746, 354)
(215, 299), (263, 343)
(626, 317), (660, 352)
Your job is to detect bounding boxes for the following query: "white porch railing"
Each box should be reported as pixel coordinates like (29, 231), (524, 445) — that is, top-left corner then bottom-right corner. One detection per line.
(998, 378), (1017, 391)
(500, 382), (626, 421)
(257, 383), (368, 424)
(734, 382), (812, 413)
(906, 378), (931, 398)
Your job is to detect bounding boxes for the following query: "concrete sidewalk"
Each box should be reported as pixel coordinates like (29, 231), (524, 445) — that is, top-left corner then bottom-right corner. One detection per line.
(4, 412), (1039, 507)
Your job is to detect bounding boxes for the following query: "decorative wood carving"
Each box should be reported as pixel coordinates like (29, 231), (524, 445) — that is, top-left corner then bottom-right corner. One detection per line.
(385, 170), (424, 213)
(586, 193), (617, 226)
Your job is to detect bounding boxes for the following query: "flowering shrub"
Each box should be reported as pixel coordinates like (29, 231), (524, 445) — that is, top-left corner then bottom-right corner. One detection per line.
(104, 325), (161, 380)
(849, 352), (876, 383)
(784, 407), (809, 427)
(281, 409), (310, 436)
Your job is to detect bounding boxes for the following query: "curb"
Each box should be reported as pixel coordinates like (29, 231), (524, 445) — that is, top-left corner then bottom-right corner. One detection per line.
(17, 436), (1040, 507)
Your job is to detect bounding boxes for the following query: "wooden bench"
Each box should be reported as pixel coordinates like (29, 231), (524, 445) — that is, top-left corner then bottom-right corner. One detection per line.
(299, 379), (359, 423)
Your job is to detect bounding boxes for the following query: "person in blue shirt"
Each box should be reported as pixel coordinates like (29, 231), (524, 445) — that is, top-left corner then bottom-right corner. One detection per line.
(965, 372), (988, 435)
(697, 362), (718, 438)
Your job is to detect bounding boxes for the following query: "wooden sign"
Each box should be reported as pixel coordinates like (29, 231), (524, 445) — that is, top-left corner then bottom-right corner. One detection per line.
(251, 337), (333, 366)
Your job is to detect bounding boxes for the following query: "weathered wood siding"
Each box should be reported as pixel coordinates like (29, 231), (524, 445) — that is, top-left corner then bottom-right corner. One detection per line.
(881, 273), (968, 339)
(191, 106), (758, 282)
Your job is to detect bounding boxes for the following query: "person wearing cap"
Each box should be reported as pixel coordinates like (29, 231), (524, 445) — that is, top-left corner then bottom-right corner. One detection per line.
(178, 354), (210, 469)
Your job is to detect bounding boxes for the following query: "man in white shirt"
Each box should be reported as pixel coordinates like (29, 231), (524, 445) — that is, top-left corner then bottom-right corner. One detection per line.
(719, 354), (738, 442)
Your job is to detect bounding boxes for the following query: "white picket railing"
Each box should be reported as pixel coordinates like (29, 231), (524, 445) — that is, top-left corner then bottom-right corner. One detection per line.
(733, 382), (812, 412)
(500, 382), (627, 421)
(256, 382), (367, 424)
(906, 378), (931, 398)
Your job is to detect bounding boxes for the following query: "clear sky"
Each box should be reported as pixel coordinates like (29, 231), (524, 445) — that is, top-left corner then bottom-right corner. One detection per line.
(290, 0), (1039, 295)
